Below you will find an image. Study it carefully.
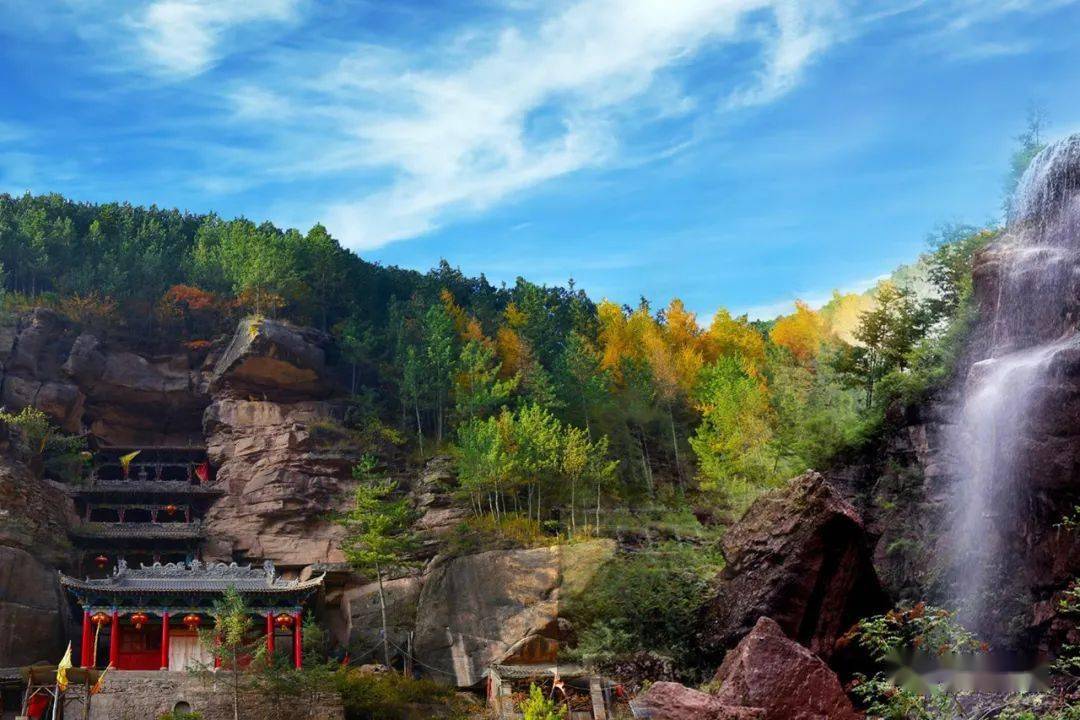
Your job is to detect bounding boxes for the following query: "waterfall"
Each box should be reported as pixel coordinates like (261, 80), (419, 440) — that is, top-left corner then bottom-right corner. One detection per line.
(948, 135), (1080, 636)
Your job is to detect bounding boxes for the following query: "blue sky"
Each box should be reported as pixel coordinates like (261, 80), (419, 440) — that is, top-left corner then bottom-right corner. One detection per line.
(2, 1), (1080, 318)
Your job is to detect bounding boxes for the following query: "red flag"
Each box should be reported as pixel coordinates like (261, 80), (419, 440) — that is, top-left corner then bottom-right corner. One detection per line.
(195, 462), (210, 483)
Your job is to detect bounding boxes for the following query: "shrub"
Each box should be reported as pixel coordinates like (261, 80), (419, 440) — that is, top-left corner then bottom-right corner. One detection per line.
(561, 542), (720, 672)
(158, 711), (202, 720)
(444, 513), (551, 557)
(848, 673), (957, 720)
(840, 602), (984, 663)
(0, 406), (87, 480)
(519, 684), (565, 720)
(334, 670), (473, 720)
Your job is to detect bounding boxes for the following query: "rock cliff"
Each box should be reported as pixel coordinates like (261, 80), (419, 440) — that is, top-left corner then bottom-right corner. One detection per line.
(0, 308), (615, 682)
(0, 430), (76, 665)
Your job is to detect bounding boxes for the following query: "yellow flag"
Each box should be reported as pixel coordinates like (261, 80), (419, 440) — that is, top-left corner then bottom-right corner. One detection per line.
(90, 665), (110, 695)
(56, 642), (73, 691)
(119, 450), (140, 474)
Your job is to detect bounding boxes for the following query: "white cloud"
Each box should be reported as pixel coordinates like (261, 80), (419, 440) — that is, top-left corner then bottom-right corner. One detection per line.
(229, 0), (844, 250)
(128, 0), (300, 77)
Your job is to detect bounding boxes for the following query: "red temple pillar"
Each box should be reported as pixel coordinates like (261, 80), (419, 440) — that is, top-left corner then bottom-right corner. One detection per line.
(80, 611), (92, 668)
(293, 612), (302, 669)
(160, 612), (170, 670)
(109, 611), (120, 667)
(266, 613), (275, 656)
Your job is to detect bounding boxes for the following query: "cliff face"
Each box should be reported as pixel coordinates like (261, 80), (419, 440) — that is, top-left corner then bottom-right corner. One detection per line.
(0, 431), (76, 665)
(201, 317), (355, 568)
(0, 309), (610, 681)
(0, 308), (210, 445)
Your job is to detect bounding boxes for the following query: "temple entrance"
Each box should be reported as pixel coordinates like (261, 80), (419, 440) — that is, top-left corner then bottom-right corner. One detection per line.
(168, 633), (211, 671)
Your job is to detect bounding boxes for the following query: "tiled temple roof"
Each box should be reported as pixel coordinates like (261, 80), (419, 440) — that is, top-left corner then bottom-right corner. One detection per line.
(60, 560), (324, 594)
(69, 521), (205, 540)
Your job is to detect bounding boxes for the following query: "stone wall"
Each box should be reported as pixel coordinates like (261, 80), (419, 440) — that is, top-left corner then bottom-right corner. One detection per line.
(84, 671), (343, 720)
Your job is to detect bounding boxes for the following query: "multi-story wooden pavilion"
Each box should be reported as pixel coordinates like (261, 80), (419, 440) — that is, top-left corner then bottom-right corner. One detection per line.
(66, 446), (219, 576)
(60, 560), (324, 672)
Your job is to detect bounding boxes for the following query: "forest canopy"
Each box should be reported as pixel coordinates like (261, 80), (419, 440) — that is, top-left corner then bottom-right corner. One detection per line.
(0, 191), (992, 517)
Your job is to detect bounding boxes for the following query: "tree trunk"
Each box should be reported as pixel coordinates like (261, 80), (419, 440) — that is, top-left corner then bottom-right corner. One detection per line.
(570, 479), (577, 536)
(669, 407), (684, 492)
(375, 564), (391, 669)
(596, 483), (601, 537)
(232, 653), (240, 720)
(414, 401), (424, 456)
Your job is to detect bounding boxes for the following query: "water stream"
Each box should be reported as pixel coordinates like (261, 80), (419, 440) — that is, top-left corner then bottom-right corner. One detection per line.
(948, 135), (1080, 635)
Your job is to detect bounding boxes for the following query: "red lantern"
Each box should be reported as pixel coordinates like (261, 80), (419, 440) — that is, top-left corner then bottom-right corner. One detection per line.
(165, 504), (178, 516)
(130, 612), (149, 630)
(274, 613), (294, 630)
(183, 614), (202, 631)
(91, 612), (110, 627)
(94, 554), (109, 569)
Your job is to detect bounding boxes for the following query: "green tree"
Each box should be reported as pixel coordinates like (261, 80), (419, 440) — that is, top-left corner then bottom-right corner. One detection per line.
(340, 455), (419, 668)
(832, 282), (926, 408)
(422, 303), (457, 444)
(453, 339), (518, 421)
(0, 406), (87, 479)
(553, 332), (609, 436)
(520, 684), (566, 720)
(299, 224), (346, 330)
(197, 586), (264, 720)
(689, 356), (777, 506)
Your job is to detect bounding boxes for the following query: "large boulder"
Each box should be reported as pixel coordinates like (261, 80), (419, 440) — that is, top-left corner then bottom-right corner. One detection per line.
(712, 617), (860, 720)
(633, 682), (763, 720)
(341, 575), (424, 664)
(211, 316), (335, 400)
(202, 398), (354, 567)
(701, 471), (886, 660)
(412, 541), (614, 686)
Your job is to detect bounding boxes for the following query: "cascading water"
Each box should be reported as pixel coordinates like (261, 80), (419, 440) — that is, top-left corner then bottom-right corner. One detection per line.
(948, 135), (1080, 638)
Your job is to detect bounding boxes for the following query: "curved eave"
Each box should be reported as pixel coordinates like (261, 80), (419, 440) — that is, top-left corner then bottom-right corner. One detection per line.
(58, 572), (326, 595)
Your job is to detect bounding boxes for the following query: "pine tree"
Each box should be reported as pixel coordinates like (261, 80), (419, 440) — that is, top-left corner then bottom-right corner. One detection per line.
(340, 456), (419, 669)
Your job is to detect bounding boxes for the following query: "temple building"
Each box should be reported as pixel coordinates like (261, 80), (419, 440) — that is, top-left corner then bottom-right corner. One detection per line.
(66, 446), (219, 576)
(60, 559), (323, 671)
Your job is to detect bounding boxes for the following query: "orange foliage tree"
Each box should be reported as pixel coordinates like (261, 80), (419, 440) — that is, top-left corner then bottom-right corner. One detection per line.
(770, 300), (825, 364)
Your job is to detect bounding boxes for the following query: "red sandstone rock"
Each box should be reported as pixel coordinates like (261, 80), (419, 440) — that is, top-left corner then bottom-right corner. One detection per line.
(701, 471), (885, 660)
(633, 682), (763, 720)
(712, 616), (860, 720)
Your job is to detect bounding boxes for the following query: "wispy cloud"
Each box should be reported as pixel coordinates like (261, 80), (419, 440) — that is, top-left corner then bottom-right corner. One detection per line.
(16, 0), (1078, 254)
(218, 0), (846, 250)
(127, 0), (300, 77)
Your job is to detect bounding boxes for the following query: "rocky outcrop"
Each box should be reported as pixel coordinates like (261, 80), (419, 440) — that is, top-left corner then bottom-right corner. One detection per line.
(0, 308), (210, 443)
(701, 471), (886, 661)
(411, 541), (614, 686)
(633, 682), (763, 720)
(0, 438), (75, 665)
(64, 333), (209, 444)
(411, 455), (470, 556)
(202, 314), (353, 568)
(211, 316), (334, 400)
(712, 617), (860, 720)
(202, 398), (353, 567)
(340, 576), (423, 664)
(0, 308), (84, 432)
